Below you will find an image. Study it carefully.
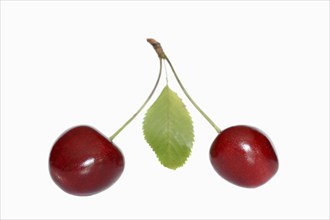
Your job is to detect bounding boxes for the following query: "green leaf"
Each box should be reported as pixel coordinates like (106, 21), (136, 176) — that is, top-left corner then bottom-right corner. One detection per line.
(143, 85), (194, 169)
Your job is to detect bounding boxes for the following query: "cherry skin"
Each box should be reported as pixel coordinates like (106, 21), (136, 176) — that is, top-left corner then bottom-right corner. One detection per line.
(210, 125), (278, 188)
(49, 126), (124, 196)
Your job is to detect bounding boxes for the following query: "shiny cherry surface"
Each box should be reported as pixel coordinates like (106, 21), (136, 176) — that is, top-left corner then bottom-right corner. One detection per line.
(210, 125), (278, 188)
(49, 126), (124, 196)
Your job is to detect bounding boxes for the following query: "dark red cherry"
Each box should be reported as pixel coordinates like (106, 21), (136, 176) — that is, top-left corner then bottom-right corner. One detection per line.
(49, 126), (124, 196)
(210, 125), (278, 188)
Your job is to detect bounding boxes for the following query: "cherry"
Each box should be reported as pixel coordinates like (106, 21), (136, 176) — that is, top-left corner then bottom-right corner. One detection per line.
(49, 40), (164, 196)
(210, 125), (278, 188)
(49, 126), (124, 196)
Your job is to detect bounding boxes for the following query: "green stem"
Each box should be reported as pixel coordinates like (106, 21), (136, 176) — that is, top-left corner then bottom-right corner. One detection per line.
(109, 59), (162, 141)
(165, 56), (221, 133)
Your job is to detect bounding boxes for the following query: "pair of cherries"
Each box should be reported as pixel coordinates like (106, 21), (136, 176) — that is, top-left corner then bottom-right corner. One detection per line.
(49, 40), (278, 196)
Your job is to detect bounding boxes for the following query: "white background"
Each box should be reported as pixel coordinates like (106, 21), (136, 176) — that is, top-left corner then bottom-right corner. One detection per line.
(1, 1), (329, 219)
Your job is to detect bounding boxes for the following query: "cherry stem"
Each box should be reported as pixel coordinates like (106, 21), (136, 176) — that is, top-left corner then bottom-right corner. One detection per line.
(147, 38), (221, 133)
(165, 56), (221, 133)
(109, 59), (162, 141)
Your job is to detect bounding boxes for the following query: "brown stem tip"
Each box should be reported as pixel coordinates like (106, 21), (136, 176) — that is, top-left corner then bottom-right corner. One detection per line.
(147, 38), (166, 58)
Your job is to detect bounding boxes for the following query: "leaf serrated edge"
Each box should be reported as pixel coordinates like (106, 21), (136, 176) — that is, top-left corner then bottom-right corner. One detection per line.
(142, 86), (195, 170)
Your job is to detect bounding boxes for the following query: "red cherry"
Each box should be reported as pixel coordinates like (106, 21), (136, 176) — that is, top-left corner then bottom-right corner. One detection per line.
(49, 126), (124, 196)
(210, 125), (278, 188)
